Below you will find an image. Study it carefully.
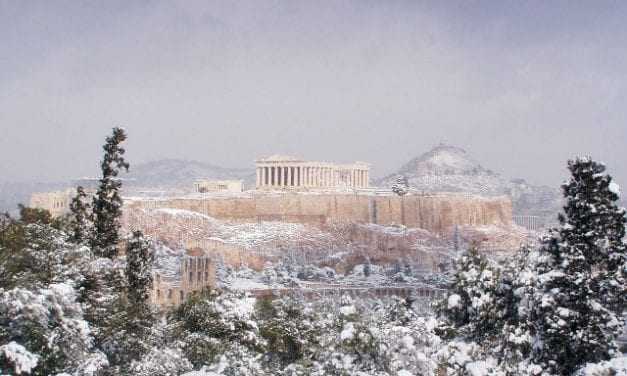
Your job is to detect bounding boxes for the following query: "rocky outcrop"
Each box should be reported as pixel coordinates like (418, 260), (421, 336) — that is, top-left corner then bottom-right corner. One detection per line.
(124, 192), (512, 234)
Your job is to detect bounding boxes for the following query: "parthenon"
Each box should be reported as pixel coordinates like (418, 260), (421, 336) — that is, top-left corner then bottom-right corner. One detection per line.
(255, 155), (370, 190)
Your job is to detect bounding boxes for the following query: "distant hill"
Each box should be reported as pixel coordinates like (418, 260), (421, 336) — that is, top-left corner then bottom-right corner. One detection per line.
(378, 144), (562, 222)
(0, 159), (256, 212)
(124, 159), (256, 190)
(395, 144), (497, 177)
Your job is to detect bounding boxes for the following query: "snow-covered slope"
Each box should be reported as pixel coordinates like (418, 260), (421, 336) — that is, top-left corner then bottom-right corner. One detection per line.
(124, 159), (255, 190)
(395, 144), (496, 177)
(378, 144), (562, 219)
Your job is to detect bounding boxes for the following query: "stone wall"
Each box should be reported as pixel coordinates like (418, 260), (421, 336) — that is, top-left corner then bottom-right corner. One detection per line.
(125, 192), (512, 234)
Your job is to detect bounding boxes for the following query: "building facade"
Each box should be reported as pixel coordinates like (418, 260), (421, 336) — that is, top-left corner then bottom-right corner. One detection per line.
(29, 189), (75, 217)
(255, 155), (370, 190)
(193, 179), (244, 193)
(151, 253), (216, 308)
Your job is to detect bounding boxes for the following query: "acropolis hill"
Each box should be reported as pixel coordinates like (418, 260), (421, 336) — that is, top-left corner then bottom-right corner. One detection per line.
(119, 154), (513, 232)
(30, 153), (515, 233)
(29, 152), (526, 308)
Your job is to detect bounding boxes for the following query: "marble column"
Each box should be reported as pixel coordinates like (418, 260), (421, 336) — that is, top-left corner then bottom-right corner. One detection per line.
(256, 168), (260, 187)
(287, 166), (292, 187)
(259, 167), (263, 187)
(306, 167), (311, 187)
(272, 167), (277, 187)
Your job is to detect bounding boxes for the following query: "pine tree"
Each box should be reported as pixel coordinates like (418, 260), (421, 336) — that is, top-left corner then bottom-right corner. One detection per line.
(69, 186), (91, 244)
(91, 127), (129, 258)
(391, 175), (409, 196)
(531, 157), (626, 374)
(558, 157), (626, 315)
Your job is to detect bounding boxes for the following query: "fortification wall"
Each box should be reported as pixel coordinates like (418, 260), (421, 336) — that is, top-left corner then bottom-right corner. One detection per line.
(125, 193), (512, 234)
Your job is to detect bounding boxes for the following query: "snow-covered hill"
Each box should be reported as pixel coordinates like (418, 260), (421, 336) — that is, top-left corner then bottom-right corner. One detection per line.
(125, 159), (255, 190)
(377, 144), (562, 220)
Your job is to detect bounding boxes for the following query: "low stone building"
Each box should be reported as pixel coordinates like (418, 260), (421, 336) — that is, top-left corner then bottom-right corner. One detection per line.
(193, 179), (243, 194)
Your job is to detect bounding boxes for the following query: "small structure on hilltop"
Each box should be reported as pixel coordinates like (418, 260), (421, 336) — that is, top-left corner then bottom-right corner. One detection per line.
(193, 179), (243, 194)
(255, 155), (370, 190)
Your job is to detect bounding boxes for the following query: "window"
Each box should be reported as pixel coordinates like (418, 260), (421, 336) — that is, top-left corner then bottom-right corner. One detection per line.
(189, 272), (193, 283)
(179, 291), (184, 301)
(168, 289), (173, 299)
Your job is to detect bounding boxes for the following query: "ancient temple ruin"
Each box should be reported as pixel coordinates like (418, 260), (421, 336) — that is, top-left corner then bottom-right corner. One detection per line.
(255, 155), (370, 190)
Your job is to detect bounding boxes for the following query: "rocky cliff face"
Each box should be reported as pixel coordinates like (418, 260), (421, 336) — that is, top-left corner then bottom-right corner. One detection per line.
(124, 192), (513, 235)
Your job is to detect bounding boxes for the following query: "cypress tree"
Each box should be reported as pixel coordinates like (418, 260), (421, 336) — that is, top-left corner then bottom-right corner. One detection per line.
(126, 230), (154, 307)
(91, 127), (129, 258)
(69, 186), (91, 244)
(102, 231), (155, 372)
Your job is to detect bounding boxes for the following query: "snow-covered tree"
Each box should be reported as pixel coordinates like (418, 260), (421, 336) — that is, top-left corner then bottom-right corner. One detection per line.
(129, 346), (192, 376)
(259, 296), (324, 368)
(91, 127), (129, 258)
(315, 296), (381, 375)
(558, 157), (626, 315)
(391, 175), (409, 196)
(0, 221), (87, 290)
(126, 231), (154, 307)
(69, 186), (91, 244)
(377, 297), (441, 375)
(530, 157), (626, 374)
(101, 231), (157, 372)
(0, 284), (107, 375)
(436, 246), (504, 344)
(172, 290), (263, 369)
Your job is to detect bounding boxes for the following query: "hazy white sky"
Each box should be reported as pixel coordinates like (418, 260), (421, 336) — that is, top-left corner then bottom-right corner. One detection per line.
(1, 1), (626, 186)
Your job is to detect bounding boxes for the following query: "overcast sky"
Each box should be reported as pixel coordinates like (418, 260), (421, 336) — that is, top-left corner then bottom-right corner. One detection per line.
(1, 1), (626, 187)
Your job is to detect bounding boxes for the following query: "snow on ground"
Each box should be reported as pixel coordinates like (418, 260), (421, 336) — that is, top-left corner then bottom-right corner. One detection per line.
(228, 278), (269, 291)
(153, 208), (220, 222)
